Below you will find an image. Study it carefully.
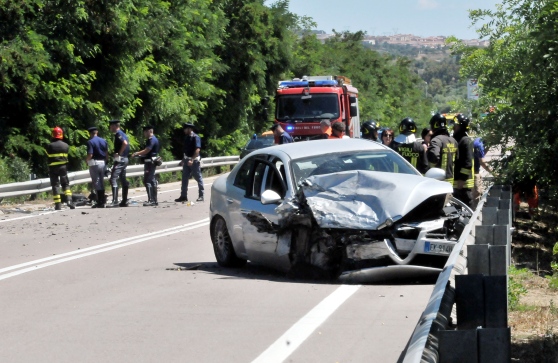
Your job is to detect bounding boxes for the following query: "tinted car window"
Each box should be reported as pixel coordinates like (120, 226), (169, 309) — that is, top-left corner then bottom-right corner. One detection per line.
(234, 155), (268, 190)
(291, 150), (419, 182)
(245, 136), (275, 150)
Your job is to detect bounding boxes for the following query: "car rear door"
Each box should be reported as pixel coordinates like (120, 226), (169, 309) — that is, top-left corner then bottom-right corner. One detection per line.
(239, 155), (291, 271)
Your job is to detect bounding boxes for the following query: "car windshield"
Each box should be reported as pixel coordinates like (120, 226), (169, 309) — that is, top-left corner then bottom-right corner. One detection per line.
(291, 150), (420, 182)
(245, 137), (275, 150)
(276, 94), (340, 121)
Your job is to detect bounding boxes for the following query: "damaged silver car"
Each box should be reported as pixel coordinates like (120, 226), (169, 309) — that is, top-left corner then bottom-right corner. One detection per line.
(209, 139), (472, 281)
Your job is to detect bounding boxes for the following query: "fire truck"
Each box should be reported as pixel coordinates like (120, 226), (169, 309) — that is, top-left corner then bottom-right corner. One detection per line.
(274, 75), (360, 141)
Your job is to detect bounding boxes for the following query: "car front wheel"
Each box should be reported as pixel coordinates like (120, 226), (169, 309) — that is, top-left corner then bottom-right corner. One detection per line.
(210, 216), (247, 267)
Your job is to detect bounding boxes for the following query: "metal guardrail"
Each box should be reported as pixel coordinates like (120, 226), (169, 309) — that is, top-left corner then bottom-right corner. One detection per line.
(402, 186), (513, 363)
(0, 156), (239, 198)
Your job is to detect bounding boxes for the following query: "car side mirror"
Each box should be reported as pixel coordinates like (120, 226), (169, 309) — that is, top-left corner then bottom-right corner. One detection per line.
(261, 190), (282, 205)
(424, 168), (446, 181)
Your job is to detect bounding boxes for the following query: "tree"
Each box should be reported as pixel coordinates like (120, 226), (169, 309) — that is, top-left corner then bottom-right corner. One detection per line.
(455, 0), (558, 202)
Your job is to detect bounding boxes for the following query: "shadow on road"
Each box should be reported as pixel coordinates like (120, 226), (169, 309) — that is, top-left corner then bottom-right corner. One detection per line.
(171, 261), (438, 286)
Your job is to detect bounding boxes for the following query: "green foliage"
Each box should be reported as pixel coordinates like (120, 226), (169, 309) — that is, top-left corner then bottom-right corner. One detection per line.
(509, 265), (529, 310)
(454, 0), (558, 208)
(0, 156), (31, 184)
(548, 242), (558, 290)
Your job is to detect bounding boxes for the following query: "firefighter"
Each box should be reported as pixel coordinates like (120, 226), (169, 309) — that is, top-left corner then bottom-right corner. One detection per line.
(86, 126), (109, 208)
(108, 120), (130, 207)
(361, 120), (380, 141)
(46, 127), (75, 210)
(132, 125), (160, 206)
(427, 113), (458, 184)
(395, 118), (429, 174)
(451, 114), (474, 208)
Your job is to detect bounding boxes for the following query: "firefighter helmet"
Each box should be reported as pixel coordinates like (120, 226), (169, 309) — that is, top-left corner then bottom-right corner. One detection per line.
(453, 114), (470, 130)
(399, 117), (417, 134)
(429, 113), (447, 131)
(52, 126), (64, 140)
(361, 120), (379, 139)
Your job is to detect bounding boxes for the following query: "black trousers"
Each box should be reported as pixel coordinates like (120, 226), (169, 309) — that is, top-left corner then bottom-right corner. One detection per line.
(49, 165), (72, 203)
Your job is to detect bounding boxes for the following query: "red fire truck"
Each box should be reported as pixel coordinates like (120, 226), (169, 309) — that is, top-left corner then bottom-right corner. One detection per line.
(274, 75), (361, 141)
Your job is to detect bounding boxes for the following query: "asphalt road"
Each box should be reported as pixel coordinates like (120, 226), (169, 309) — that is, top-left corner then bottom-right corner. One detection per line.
(0, 177), (434, 363)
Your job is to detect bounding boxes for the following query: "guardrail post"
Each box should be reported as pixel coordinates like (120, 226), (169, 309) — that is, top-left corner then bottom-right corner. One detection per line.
(478, 328), (511, 363)
(439, 329), (478, 363)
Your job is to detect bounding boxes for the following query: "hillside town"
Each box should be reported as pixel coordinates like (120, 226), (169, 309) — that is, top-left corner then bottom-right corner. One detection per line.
(313, 30), (489, 48)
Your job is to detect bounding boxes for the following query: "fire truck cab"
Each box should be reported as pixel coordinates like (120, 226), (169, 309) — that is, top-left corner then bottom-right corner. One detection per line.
(274, 75), (360, 141)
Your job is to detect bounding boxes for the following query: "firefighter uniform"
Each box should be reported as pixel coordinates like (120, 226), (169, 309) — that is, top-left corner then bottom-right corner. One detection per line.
(46, 128), (75, 210)
(453, 131), (474, 208)
(427, 131), (458, 184)
(86, 127), (109, 208)
(397, 141), (429, 174)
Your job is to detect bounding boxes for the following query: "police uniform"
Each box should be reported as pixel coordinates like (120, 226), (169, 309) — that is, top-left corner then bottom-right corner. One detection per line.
(472, 137), (486, 209)
(176, 123), (204, 202)
(396, 141), (429, 174)
(141, 125), (160, 206)
(453, 130), (474, 208)
(86, 126), (109, 208)
(108, 120), (130, 207)
(46, 129), (75, 210)
(427, 129), (459, 184)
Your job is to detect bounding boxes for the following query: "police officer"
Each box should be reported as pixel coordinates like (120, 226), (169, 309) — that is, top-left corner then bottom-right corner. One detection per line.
(108, 120), (130, 207)
(86, 126), (109, 208)
(427, 113), (459, 184)
(46, 127), (75, 210)
(472, 136), (491, 210)
(451, 114), (474, 208)
(395, 118), (429, 174)
(361, 120), (380, 141)
(132, 125), (160, 206)
(270, 124), (294, 144)
(175, 123), (204, 203)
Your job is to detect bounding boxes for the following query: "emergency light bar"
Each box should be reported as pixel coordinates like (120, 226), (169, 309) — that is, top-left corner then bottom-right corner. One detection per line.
(278, 80), (338, 88)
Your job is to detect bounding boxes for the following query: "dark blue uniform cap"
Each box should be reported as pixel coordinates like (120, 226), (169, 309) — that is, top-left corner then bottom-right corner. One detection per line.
(142, 125), (154, 131)
(183, 123), (196, 130)
(108, 120), (120, 125)
(87, 126), (98, 132)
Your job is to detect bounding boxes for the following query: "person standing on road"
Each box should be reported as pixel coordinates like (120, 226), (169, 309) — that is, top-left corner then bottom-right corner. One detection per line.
(472, 136), (492, 209)
(86, 126), (109, 208)
(451, 115), (474, 208)
(361, 120), (380, 142)
(319, 119), (332, 139)
(427, 113), (458, 184)
(132, 125), (160, 207)
(394, 118), (429, 174)
(271, 123), (294, 144)
(108, 120), (130, 207)
(46, 127), (75, 210)
(329, 121), (348, 139)
(175, 123), (204, 203)
(380, 128), (395, 148)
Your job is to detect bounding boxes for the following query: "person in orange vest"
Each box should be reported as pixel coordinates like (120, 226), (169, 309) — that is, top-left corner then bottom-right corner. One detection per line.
(329, 121), (348, 139)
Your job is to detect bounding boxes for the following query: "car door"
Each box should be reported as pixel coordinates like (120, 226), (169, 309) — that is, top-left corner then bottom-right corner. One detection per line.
(240, 155), (291, 271)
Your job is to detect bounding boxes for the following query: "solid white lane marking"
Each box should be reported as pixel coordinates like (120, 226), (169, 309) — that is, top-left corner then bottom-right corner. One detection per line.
(0, 218), (209, 281)
(130, 182), (213, 199)
(251, 284), (362, 363)
(0, 211), (58, 224)
(0, 182), (214, 223)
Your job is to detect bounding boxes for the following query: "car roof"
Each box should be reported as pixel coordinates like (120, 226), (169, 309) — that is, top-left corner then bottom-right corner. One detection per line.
(249, 139), (389, 160)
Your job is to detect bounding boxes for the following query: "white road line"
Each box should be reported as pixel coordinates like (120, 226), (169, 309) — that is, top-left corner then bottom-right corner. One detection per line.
(251, 284), (362, 363)
(0, 218), (209, 281)
(0, 211), (58, 224)
(0, 182), (214, 223)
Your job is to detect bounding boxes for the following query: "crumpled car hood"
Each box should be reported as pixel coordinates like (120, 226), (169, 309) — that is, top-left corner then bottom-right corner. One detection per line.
(299, 170), (453, 230)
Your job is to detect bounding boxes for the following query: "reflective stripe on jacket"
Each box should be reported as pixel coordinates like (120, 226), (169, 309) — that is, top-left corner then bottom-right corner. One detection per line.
(46, 140), (69, 167)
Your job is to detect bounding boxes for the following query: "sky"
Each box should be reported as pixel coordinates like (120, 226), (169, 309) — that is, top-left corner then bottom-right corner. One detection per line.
(282, 0), (500, 39)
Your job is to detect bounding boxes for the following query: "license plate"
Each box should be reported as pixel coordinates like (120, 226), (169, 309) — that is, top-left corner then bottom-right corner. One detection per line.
(424, 241), (453, 254)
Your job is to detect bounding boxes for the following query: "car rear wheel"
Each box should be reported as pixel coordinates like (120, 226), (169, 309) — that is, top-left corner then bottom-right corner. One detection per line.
(210, 216), (247, 267)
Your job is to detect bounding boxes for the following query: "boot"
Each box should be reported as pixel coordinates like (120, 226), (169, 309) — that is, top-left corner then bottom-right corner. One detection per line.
(143, 185), (158, 206)
(119, 186), (129, 207)
(55, 202), (62, 211)
(196, 194), (204, 202)
(109, 186), (119, 207)
(92, 190), (105, 208)
(62, 194), (76, 210)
